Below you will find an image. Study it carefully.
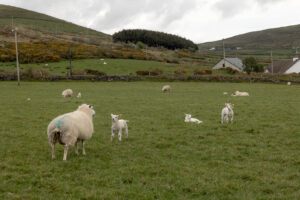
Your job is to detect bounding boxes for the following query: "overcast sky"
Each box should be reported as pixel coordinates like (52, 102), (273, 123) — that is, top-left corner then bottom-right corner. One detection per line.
(1, 0), (299, 43)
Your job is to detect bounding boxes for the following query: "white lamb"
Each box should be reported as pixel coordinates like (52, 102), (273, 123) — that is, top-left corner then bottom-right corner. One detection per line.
(231, 91), (249, 96)
(184, 114), (202, 124)
(162, 85), (171, 93)
(77, 92), (82, 98)
(221, 103), (234, 124)
(47, 104), (96, 160)
(103, 62), (107, 65)
(62, 89), (73, 98)
(111, 114), (128, 141)
(287, 82), (291, 86)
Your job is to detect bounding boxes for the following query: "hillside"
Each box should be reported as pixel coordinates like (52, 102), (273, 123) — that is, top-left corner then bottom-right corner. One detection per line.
(0, 4), (111, 45)
(199, 24), (300, 50)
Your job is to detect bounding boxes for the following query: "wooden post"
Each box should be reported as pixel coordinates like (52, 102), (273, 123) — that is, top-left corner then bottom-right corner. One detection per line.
(12, 28), (20, 86)
(68, 43), (72, 78)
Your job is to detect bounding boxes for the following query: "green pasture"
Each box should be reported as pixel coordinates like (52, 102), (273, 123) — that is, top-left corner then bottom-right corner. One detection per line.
(1, 81), (300, 199)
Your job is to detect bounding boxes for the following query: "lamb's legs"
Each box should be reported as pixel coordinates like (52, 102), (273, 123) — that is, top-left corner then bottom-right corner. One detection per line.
(75, 141), (79, 155)
(63, 145), (69, 161)
(118, 130), (122, 141)
(111, 130), (115, 141)
(82, 140), (86, 155)
(125, 126), (128, 138)
(230, 115), (234, 123)
(221, 115), (224, 124)
(51, 143), (55, 159)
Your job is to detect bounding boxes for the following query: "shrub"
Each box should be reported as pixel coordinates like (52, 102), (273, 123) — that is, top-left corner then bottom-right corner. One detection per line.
(136, 70), (150, 76)
(174, 67), (187, 75)
(84, 69), (106, 76)
(226, 67), (238, 74)
(194, 69), (212, 75)
(150, 68), (163, 76)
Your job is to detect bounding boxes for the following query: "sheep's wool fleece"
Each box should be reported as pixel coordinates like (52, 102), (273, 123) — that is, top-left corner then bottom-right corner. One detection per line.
(47, 105), (94, 145)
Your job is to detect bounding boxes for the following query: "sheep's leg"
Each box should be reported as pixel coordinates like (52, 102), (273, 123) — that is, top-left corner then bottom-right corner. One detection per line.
(221, 115), (224, 124)
(118, 129), (122, 141)
(82, 140), (86, 155)
(75, 141), (79, 155)
(125, 125), (128, 138)
(225, 115), (228, 123)
(231, 115), (234, 123)
(63, 145), (69, 161)
(51, 143), (55, 159)
(111, 130), (115, 141)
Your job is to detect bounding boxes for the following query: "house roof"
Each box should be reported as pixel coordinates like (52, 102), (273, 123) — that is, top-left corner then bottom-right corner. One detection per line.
(224, 58), (244, 70)
(266, 60), (296, 74)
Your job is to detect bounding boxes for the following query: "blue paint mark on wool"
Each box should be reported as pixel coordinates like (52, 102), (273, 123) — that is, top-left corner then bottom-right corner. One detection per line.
(56, 119), (63, 128)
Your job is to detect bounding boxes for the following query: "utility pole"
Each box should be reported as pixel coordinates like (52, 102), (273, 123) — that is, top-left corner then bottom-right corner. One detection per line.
(68, 43), (72, 78)
(271, 49), (273, 76)
(12, 28), (20, 86)
(222, 39), (226, 67)
(11, 16), (14, 29)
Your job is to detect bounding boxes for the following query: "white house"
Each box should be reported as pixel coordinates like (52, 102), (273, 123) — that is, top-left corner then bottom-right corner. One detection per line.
(212, 58), (244, 72)
(266, 57), (300, 74)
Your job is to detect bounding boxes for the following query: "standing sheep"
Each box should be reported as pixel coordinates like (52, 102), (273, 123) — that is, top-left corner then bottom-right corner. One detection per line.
(62, 89), (73, 98)
(162, 85), (171, 93)
(47, 104), (96, 160)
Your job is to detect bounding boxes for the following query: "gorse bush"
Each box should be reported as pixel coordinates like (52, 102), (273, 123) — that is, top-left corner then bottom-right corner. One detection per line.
(174, 67), (187, 75)
(194, 69), (212, 75)
(84, 69), (106, 76)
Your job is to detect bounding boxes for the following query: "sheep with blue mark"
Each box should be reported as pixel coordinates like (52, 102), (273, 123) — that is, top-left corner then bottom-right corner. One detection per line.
(47, 104), (96, 161)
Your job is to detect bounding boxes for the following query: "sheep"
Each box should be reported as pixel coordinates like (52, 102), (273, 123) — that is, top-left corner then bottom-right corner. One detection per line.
(103, 62), (107, 65)
(162, 85), (171, 93)
(223, 92), (228, 95)
(47, 104), (96, 160)
(45, 63), (48, 67)
(111, 114), (128, 141)
(62, 89), (73, 98)
(287, 82), (291, 86)
(27, 98), (31, 101)
(77, 92), (82, 98)
(231, 91), (249, 96)
(184, 114), (202, 124)
(221, 103), (234, 124)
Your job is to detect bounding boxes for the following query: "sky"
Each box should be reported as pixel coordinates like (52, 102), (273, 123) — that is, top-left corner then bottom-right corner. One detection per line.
(0, 0), (300, 43)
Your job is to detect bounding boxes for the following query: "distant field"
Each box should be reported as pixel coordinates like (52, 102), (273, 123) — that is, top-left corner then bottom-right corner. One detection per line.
(0, 58), (209, 75)
(1, 81), (300, 199)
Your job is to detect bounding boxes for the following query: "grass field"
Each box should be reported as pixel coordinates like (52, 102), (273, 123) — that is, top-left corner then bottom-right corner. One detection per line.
(0, 58), (208, 76)
(1, 81), (300, 199)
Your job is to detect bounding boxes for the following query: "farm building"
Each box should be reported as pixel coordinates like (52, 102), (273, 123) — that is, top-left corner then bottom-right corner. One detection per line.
(212, 58), (244, 72)
(266, 58), (300, 74)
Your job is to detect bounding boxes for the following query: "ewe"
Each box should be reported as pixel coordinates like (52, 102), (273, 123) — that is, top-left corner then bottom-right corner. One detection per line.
(62, 89), (73, 98)
(47, 104), (95, 160)
(184, 114), (202, 124)
(162, 85), (171, 93)
(221, 103), (234, 124)
(111, 114), (128, 141)
(77, 92), (82, 98)
(287, 82), (291, 86)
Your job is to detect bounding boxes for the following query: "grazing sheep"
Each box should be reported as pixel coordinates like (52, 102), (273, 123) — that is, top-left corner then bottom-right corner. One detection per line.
(47, 104), (96, 160)
(287, 82), (291, 86)
(223, 92), (228, 95)
(100, 58), (104, 61)
(184, 114), (202, 124)
(27, 98), (31, 101)
(231, 91), (249, 96)
(162, 85), (171, 93)
(62, 89), (73, 98)
(111, 114), (128, 141)
(45, 63), (48, 67)
(103, 62), (107, 65)
(77, 92), (82, 98)
(221, 103), (234, 124)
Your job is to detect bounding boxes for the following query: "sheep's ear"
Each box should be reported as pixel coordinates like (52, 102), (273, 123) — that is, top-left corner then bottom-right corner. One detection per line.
(118, 114), (122, 118)
(111, 113), (113, 117)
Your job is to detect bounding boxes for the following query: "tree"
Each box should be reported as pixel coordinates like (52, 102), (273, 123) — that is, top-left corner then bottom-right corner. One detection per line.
(243, 57), (264, 74)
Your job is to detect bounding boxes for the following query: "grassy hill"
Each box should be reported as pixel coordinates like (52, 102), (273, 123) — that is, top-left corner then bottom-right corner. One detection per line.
(0, 4), (111, 44)
(199, 24), (300, 51)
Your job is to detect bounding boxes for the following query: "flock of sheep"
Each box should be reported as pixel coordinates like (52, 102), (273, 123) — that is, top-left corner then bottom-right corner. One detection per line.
(48, 86), (250, 160)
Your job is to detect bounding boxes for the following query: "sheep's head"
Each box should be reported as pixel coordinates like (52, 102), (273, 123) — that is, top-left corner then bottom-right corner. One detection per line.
(185, 114), (191, 120)
(225, 103), (234, 110)
(78, 104), (96, 116)
(111, 114), (121, 122)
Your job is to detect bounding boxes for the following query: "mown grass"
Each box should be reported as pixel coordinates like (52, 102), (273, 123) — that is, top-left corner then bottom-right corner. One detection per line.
(0, 58), (208, 75)
(1, 81), (300, 199)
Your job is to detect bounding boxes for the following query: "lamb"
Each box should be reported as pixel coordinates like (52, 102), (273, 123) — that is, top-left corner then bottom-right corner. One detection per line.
(287, 82), (291, 86)
(47, 104), (96, 160)
(62, 89), (73, 98)
(103, 62), (107, 65)
(221, 103), (234, 124)
(111, 114), (128, 141)
(162, 85), (171, 93)
(77, 92), (82, 98)
(184, 114), (202, 124)
(231, 90), (249, 96)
